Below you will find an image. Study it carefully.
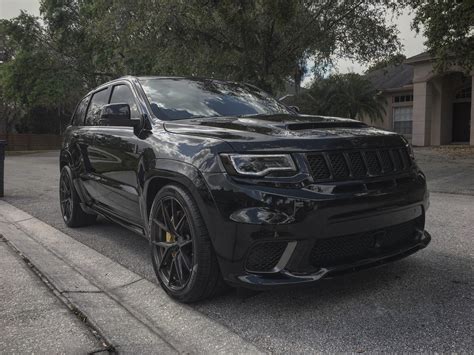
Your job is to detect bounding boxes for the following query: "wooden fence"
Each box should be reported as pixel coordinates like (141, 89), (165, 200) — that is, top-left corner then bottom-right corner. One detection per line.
(0, 134), (62, 151)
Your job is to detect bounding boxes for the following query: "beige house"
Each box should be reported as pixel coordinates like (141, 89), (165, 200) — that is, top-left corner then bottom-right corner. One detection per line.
(364, 52), (473, 146)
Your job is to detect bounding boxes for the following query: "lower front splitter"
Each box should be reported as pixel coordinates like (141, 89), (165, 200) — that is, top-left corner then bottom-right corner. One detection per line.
(236, 231), (431, 290)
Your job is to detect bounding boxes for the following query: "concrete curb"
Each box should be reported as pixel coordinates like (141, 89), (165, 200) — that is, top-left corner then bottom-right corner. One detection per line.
(0, 200), (263, 354)
(0, 237), (110, 353)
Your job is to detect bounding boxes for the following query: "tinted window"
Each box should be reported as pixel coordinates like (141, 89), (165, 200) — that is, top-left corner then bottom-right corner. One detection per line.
(110, 85), (140, 118)
(72, 95), (90, 126)
(85, 88), (109, 126)
(139, 78), (291, 121)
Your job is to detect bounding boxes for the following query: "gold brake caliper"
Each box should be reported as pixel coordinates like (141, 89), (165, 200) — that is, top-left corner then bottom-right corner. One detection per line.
(165, 232), (177, 258)
(165, 231), (175, 243)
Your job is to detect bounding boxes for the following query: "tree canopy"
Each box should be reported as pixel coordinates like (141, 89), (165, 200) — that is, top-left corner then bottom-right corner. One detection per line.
(285, 73), (385, 122)
(409, 0), (474, 72)
(0, 0), (406, 133)
(365, 54), (407, 73)
(35, 0), (404, 90)
(2, 0), (469, 134)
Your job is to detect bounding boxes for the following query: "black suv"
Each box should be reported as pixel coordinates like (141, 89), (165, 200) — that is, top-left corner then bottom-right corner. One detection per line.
(60, 76), (430, 302)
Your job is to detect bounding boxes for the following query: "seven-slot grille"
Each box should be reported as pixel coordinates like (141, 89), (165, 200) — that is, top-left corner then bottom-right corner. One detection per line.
(306, 147), (411, 181)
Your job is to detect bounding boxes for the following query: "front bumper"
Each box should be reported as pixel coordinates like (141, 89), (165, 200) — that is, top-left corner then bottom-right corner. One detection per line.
(202, 169), (430, 289)
(237, 231), (431, 289)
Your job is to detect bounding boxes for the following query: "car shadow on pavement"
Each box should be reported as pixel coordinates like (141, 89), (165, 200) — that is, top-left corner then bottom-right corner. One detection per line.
(194, 251), (471, 352)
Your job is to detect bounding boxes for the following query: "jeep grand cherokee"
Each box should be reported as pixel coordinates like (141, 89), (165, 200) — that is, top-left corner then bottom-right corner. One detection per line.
(59, 76), (430, 302)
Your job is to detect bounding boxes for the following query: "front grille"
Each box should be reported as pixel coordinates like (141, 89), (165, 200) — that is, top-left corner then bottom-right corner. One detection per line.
(391, 149), (403, 170)
(347, 151), (367, 177)
(306, 147), (412, 182)
(328, 153), (349, 178)
(245, 241), (287, 272)
(306, 154), (330, 180)
(309, 220), (418, 268)
(379, 150), (394, 172)
(365, 151), (382, 175)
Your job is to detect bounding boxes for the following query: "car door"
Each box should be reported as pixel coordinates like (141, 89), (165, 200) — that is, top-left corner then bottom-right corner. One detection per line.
(78, 87), (112, 203)
(88, 82), (144, 225)
(67, 94), (90, 176)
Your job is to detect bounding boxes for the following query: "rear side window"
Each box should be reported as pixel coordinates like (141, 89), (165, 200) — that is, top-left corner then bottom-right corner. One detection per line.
(110, 85), (140, 118)
(71, 95), (90, 126)
(85, 88), (109, 126)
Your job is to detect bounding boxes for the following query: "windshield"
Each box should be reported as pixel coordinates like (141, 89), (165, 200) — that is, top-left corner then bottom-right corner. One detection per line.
(139, 78), (291, 120)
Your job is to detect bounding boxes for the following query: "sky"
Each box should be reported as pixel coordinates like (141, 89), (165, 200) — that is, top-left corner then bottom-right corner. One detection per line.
(334, 8), (425, 74)
(0, 0), (40, 18)
(0, 0), (426, 78)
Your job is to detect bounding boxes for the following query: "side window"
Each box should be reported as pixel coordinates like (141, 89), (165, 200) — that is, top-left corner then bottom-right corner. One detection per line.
(109, 85), (140, 118)
(85, 88), (109, 126)
(71, 95), (90, 126)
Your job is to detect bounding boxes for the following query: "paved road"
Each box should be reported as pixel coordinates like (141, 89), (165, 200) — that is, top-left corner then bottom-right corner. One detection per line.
(3, 150), (473, 352)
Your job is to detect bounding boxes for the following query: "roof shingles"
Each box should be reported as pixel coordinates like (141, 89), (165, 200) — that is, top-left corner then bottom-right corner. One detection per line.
(365, 64), (413, 91)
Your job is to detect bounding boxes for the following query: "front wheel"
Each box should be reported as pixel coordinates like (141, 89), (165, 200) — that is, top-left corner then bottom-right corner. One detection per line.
(59, 166), (97, 227)
(149, 184), (227, 303)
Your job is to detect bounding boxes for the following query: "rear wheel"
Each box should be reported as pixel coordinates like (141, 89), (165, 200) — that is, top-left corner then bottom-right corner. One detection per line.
(59, 166), (97, 227)
(149, 184), (227, 303)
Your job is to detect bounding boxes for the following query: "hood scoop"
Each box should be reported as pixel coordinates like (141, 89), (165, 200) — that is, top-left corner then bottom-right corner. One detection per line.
(287, 121), (367, 131)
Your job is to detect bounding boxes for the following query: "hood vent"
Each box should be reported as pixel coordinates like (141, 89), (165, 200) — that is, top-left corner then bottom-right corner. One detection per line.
(287, 121), (366, 131)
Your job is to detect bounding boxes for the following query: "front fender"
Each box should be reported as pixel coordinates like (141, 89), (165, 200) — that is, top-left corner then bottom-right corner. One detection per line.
(59, 149), (72, 170)
(141, 159), (219, 243)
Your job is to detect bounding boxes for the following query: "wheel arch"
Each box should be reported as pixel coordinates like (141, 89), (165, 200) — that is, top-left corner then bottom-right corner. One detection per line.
(59, 149), (72, 171)
(142, 160), (218, 241)
(59, 149), (74, 173)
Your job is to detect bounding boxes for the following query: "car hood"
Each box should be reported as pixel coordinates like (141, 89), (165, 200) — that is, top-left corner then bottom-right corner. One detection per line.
(163, 114), (405, 152)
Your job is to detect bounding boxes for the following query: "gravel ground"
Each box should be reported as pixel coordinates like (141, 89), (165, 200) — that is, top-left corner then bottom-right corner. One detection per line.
(3, 149), (473, 353)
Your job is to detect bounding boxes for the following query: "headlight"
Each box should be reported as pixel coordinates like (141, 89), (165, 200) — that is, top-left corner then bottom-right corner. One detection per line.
(406, 143), (415, 160)
(220, 154), (297, 177)
(401, 136), (415, 160)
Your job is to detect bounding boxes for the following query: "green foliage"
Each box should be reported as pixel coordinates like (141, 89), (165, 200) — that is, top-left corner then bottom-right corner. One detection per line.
(409, 0), (474, 72)
(0, 12), (85, 132)
(1, 0), (406, 133)
(2, 50), (80, 108)
(365, 54), (407, 73)
(287, 73), (386, 122)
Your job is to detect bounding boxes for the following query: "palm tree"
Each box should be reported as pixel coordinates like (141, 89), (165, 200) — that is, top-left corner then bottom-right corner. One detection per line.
(294, 73), (386, 123)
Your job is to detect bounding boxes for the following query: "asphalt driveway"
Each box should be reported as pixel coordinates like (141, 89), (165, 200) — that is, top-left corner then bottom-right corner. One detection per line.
(2, 148), (473, 352)
(414, 146), (474, 195)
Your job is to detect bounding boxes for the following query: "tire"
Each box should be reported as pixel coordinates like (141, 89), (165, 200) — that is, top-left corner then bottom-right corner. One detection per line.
(149, 184), (228, 303)
(59, 166), (97, 227)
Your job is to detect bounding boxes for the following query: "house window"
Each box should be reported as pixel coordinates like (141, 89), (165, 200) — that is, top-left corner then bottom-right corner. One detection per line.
(393, 106), (413, 139)
(455, 86), (471, 100)
(393, 94), (413, 103)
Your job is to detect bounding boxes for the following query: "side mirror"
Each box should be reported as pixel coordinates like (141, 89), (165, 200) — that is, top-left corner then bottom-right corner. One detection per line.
(288, 105), (300, 113)
(99, 103), (140, 127)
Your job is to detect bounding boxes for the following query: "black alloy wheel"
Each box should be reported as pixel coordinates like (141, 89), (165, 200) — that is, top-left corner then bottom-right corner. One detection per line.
(151, 196), (194, 291)
(59, 166), (97, 227)
(59, 169), (73, 223)
(149, 184), (228, 302)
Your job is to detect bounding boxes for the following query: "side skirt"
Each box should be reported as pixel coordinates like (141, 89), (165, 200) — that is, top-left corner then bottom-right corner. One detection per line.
(92, 203), (146, 238)
(73, 178), (146, 238)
